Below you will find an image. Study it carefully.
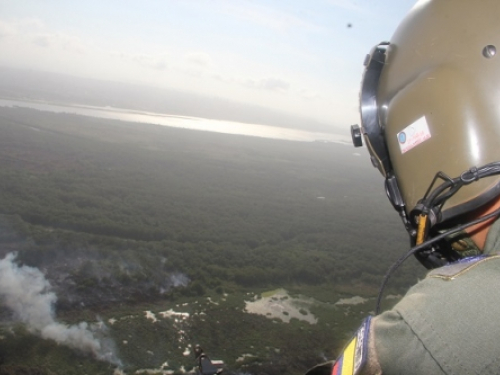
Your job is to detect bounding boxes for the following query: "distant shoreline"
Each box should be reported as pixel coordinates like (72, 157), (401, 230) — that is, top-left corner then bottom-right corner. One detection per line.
(0, 97), (351, 144)
(0, 96), (197, 120)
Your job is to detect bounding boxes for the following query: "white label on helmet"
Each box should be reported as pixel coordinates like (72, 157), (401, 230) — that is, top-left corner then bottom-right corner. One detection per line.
(397, 116), (431, 154)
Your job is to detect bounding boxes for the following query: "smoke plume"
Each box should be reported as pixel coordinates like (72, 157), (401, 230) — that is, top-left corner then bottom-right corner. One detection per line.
(170, 272), (190, 287)
(0, 252), (120, 364)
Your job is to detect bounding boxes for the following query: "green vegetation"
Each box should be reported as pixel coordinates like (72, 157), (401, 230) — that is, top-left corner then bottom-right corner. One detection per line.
(0, 107), (424, 374)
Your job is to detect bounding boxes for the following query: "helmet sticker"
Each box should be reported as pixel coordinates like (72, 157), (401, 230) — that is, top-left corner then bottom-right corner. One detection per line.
(397, 116), (431, 154)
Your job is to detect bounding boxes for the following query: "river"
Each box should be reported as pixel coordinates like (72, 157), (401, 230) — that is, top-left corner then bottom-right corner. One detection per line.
(0, 98), (350, 144)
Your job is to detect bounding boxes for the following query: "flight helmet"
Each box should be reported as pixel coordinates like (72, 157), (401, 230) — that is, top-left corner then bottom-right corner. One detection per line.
(351, 0), (500, 267)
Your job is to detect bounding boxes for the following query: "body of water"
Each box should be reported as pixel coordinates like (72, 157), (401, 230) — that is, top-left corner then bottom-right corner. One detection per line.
(0, 98), (350, 143)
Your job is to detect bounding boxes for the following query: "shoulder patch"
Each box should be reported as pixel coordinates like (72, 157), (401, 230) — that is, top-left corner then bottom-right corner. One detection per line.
(331, 316), (371, 375)
(429, 255), (500, 280)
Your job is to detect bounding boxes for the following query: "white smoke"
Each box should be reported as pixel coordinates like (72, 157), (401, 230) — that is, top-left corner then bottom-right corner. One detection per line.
(0, 252), (120, 364)
(170, 272), (190, 287)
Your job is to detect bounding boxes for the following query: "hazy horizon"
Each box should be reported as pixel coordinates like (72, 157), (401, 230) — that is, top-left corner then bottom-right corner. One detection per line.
(0, 1), (417, 133)
(0, 66), (346, 134)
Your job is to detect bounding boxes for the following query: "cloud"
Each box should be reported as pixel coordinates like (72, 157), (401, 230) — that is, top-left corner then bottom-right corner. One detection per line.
(243, 77), (290, 92)
(212, 73), (234, 84)
(0, 18), (89, 57)
(298, 88), (319, 100)
(261, 77), (290, 91)
(0, 21), (16, 38)
(16, 17), (45, 31)
(138, 56), (168, 71)
(185, 52), (212, 67)
(215, 1), (318, 33)
(32, 34), (50, 47)
(0, 18), (47, 41)
(114, 52), (169, 71)
(29, 32), (87, 54)
(325, 0), (364, 12)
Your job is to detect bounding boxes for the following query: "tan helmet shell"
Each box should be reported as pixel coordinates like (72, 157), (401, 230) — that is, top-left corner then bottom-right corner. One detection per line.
(375, 0), (500, 222)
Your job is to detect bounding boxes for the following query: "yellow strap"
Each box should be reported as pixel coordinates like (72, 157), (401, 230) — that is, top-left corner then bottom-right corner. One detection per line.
(416, 214), (428, 245)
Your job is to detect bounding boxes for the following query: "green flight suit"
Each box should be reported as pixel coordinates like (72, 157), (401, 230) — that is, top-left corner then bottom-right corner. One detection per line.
(308, 218), (500, 375)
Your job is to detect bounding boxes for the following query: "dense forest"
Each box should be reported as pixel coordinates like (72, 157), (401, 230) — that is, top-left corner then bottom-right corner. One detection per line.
(0, 106), (424, 374)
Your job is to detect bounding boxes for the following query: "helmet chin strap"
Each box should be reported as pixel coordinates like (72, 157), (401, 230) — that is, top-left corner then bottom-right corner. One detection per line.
(394, 161), (500, 268)
(375, 205), (500, 314)
(416, 214), (428, 245)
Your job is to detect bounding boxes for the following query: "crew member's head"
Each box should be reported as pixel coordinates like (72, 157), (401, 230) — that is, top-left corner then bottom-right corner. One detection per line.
(351, 0), (500, 268)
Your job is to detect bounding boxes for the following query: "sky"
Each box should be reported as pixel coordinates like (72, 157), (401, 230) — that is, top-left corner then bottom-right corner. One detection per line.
(0, 0), (417, 131)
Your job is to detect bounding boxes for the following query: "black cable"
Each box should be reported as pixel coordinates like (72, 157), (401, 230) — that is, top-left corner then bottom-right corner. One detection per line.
(375, 205), (500, 314)
(424, 163), (500, 213)
(434, 166), (490, 202)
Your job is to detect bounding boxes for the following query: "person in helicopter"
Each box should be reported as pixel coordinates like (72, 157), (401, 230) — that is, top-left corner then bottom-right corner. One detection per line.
(308, 0), (500, 373)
